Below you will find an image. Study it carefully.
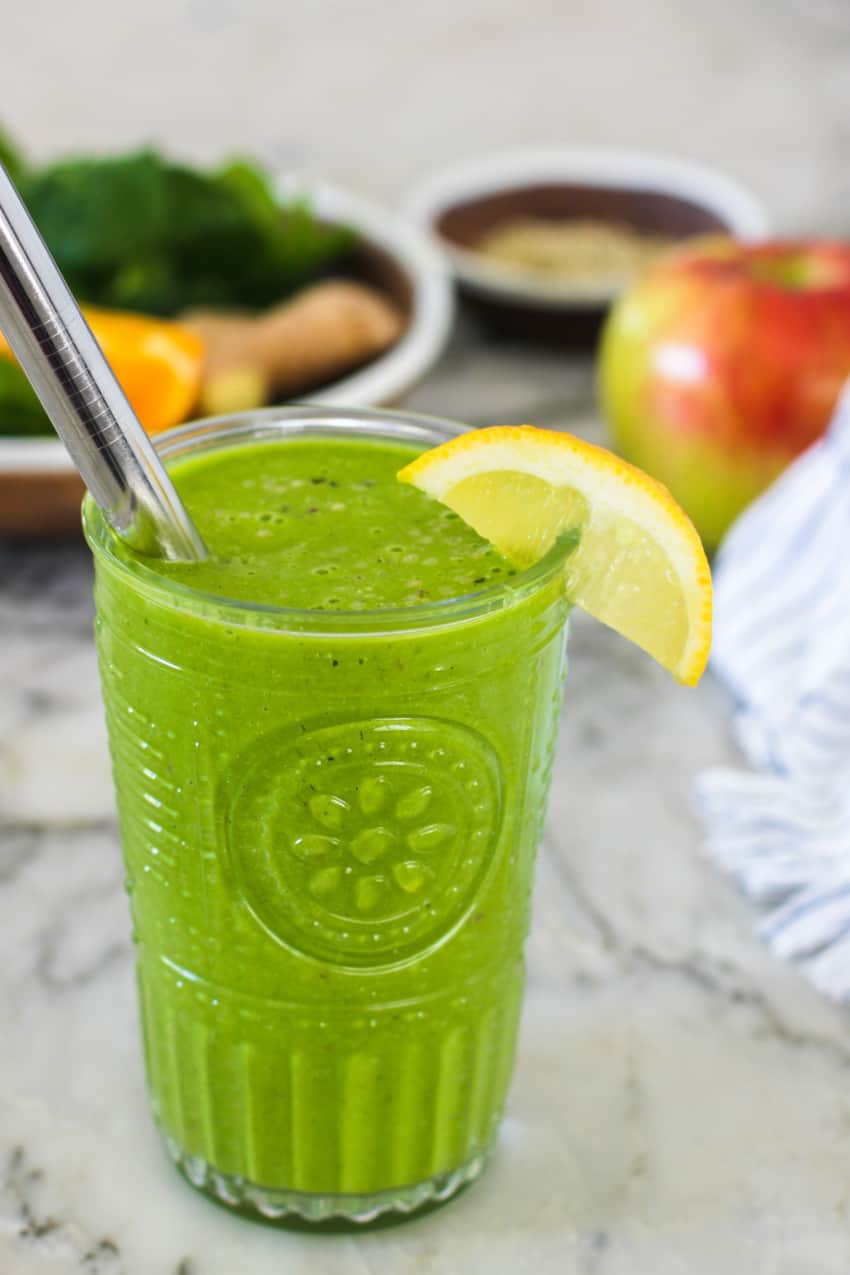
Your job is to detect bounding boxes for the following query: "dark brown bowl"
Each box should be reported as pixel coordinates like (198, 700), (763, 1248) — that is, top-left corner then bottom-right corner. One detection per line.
(406, 149), (768, 347)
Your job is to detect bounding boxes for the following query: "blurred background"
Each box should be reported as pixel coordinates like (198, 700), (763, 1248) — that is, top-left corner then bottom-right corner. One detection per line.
(5, 0), (850, 232)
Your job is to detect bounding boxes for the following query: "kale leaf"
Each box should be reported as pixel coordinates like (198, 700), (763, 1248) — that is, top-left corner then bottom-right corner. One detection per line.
(17, 148), (353, 316)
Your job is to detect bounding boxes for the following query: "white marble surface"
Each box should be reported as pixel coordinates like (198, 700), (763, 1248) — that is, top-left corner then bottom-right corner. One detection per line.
(4, 328), (850, 1273)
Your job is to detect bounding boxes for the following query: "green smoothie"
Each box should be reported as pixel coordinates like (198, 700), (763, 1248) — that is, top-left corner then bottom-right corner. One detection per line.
(156, 436), (516, 608)
(85, 410), (570, 1221)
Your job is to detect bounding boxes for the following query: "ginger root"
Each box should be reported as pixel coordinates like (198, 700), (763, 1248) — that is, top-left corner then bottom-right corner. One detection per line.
(182, 280), (405, 414)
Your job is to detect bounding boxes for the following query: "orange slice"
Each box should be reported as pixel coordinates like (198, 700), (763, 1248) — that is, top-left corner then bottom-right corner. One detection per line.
(0, 307), (204, 434)
(399, 425), (712, 685)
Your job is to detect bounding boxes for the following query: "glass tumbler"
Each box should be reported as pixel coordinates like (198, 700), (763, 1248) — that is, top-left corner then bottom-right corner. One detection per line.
(84, 408), (570, 1222)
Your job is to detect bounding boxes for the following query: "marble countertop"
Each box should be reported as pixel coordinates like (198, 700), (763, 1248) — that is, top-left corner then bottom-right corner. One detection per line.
(4, 328), (850, 1274)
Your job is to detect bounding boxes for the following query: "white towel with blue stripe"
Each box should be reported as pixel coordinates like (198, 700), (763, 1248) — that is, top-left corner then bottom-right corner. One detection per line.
(694, 384), (850, 1000)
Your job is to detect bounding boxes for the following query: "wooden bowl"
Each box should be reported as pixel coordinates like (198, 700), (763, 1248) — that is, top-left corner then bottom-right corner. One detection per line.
(0, 180), (453, 539)
(405, 147), (769, 346)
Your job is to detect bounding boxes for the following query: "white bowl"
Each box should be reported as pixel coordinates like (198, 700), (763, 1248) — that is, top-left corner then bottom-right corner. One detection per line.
(0, 179), (454, 534)
(405, 146), (770, 312)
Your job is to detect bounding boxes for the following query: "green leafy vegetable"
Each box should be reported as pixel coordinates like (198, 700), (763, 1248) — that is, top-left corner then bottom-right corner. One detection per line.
(17, 148), (353, 316)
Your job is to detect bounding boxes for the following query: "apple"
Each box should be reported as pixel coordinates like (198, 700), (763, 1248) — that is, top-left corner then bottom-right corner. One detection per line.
(597, 237), (850, 549)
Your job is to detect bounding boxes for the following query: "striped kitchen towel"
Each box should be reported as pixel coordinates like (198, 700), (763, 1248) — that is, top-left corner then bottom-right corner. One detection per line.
(694, 384), (850, 1000)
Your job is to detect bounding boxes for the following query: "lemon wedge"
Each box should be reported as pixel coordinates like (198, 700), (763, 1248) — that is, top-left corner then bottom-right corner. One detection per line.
(398, 425), (712, 686)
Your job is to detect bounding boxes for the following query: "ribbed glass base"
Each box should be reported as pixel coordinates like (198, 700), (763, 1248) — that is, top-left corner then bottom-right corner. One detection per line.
(163, 1131), (493, 1223)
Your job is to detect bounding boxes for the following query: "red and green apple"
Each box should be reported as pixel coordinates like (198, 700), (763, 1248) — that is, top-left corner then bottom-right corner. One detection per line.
(597, 237), (850, 549)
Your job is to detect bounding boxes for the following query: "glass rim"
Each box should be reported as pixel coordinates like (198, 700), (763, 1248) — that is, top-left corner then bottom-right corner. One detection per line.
(83, 405), (571, 637)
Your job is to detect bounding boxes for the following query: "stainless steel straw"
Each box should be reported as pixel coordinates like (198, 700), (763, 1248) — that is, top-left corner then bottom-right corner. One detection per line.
(0, 163), (206, 560)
